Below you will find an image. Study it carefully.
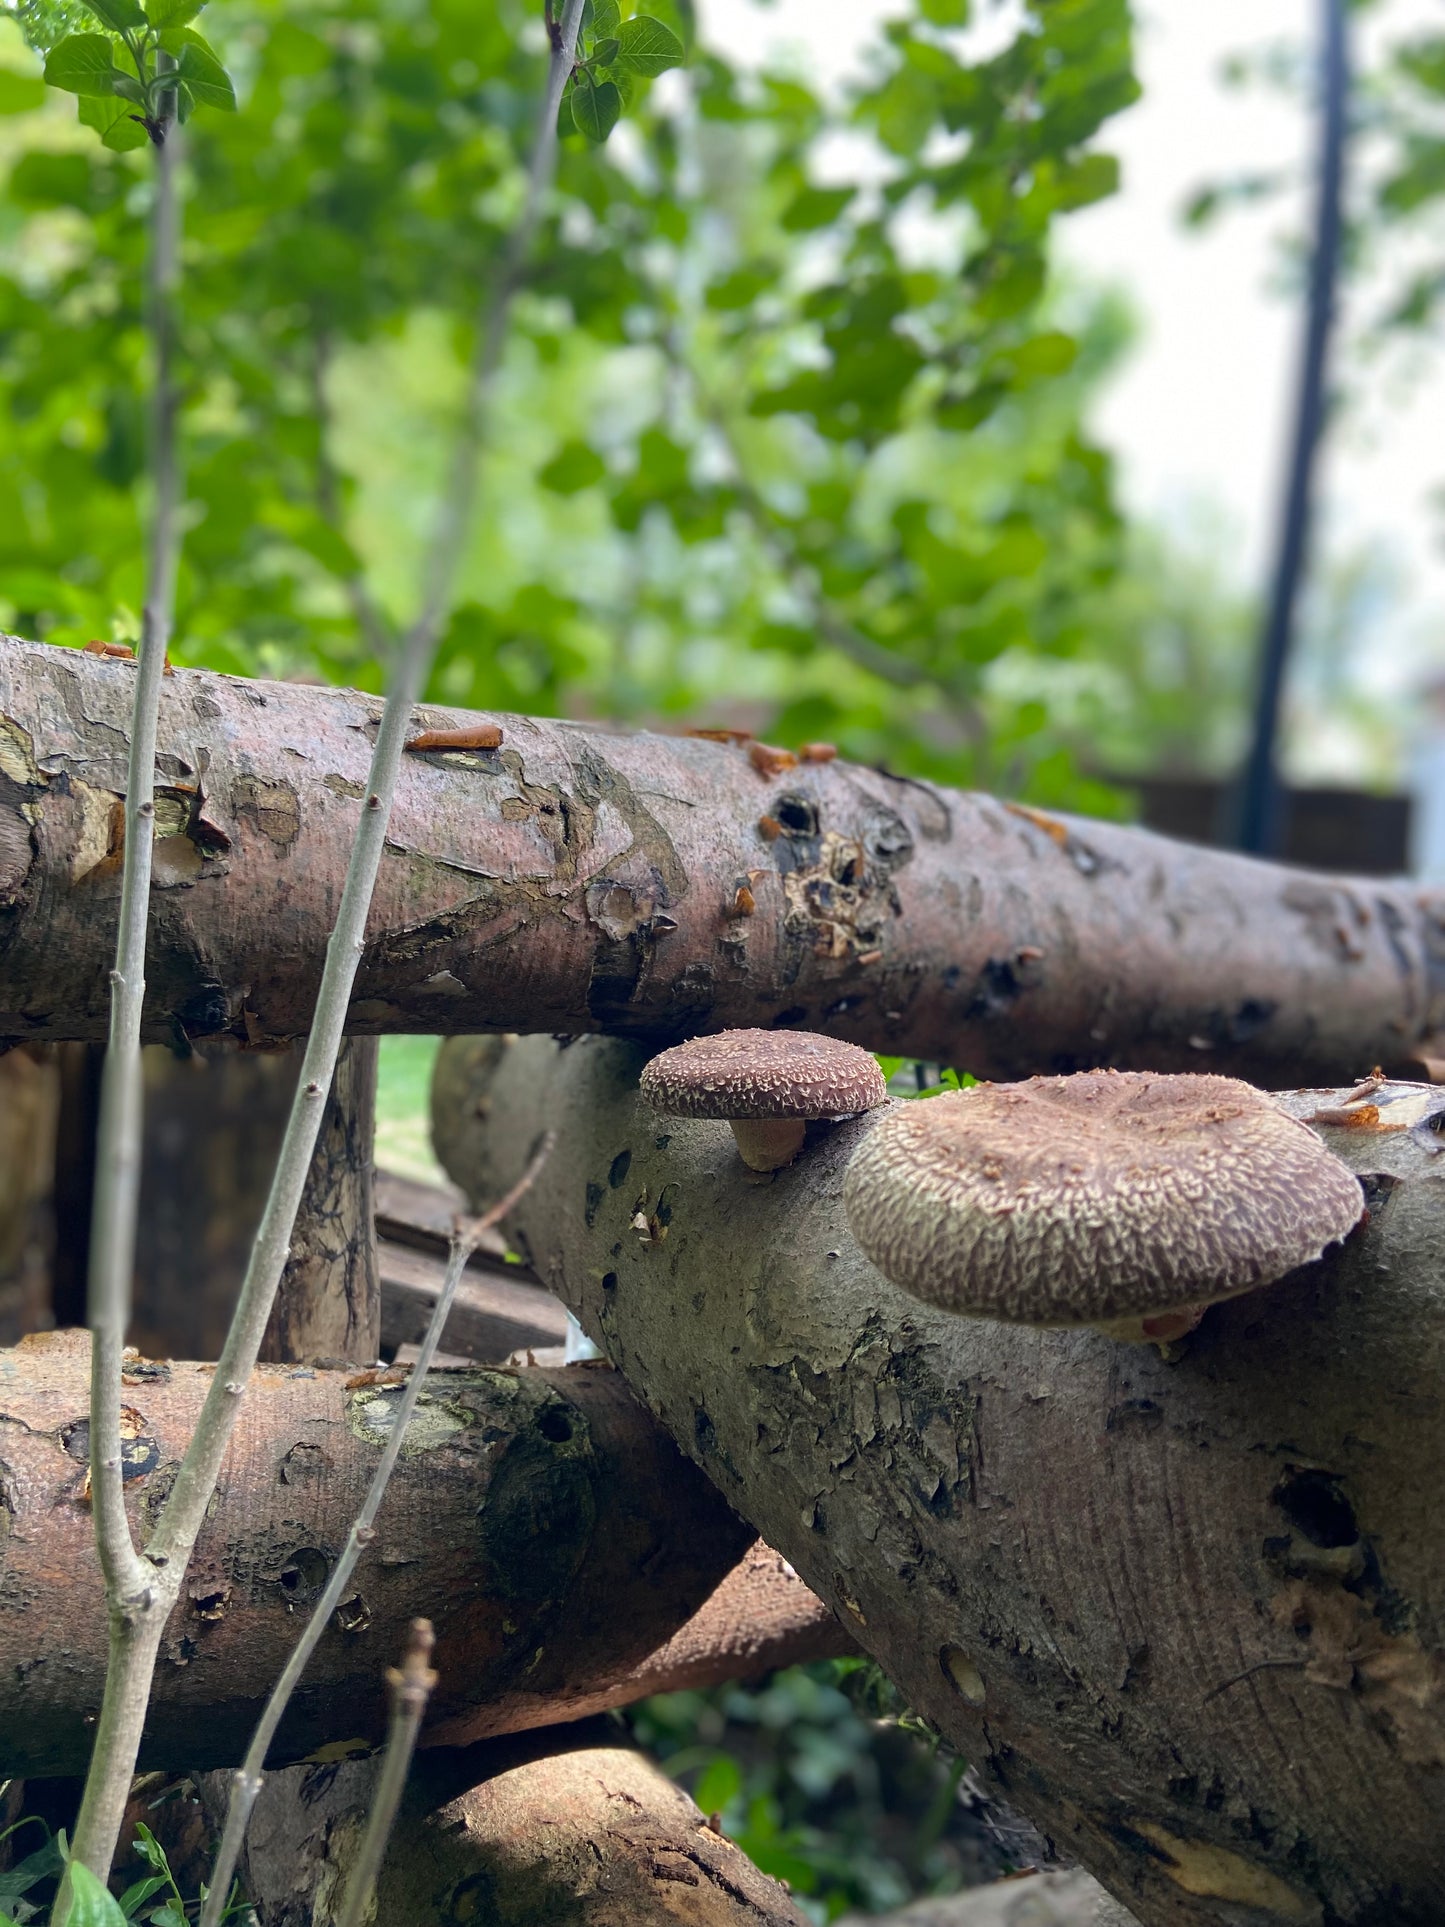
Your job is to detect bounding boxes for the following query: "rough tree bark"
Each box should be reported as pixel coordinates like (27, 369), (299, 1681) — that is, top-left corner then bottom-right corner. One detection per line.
(1, 637), (1442, 1085)
(199, 1718), (812, 1927)
(261, 1036), (380, 1365)
(434, 1035), (1445, 1927)
(0, 1331), (773, 1774)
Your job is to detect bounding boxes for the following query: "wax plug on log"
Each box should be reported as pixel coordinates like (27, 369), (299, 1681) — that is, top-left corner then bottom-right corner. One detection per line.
(433, 1036), (1445, 1927)
(2, 635), (1444, 1087)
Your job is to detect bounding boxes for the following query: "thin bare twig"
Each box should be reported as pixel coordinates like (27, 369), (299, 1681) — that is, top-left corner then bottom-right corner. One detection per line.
(63, 3), (585, 1891)
(198, 1136), (555, 1927)
(63, 100), (184, 1897)
(336, 1620), (439, 1927)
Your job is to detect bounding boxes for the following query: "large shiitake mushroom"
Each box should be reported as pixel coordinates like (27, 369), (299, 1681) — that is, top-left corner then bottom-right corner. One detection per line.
(843, 1070), (1365, 1342)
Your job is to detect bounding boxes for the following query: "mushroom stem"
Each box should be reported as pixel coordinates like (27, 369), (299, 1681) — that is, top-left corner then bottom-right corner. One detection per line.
(1093, 1304), (1208, 1347)
(730, 1117), (808, 1172)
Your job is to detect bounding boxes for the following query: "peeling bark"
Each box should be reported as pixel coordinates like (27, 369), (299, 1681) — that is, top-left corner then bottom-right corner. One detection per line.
(0, 1332), (757, 1774)
(1, 637), (1442, 1085)
(198, 1719), (812, 1927)
(435, 1035), (1445, 1927)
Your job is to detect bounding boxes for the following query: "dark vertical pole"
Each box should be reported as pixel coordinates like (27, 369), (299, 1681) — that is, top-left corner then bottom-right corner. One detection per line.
(1225, 0), (1350, 855)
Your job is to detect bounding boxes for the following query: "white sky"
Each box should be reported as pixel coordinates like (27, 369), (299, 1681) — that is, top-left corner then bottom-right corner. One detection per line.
(702, 0), (1445, 718)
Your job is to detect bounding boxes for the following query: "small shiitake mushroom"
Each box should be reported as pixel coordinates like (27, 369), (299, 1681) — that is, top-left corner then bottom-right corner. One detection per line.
(641, 1029), (887, 1172)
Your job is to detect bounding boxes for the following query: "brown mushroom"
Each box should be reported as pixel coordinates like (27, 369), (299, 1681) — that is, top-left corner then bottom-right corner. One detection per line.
(641, 1029), (887, 1172)
(843, 1070), (1365, 1343)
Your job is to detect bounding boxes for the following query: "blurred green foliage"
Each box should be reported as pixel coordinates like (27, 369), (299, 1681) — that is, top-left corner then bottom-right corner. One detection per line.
(0, 0), (1155, 803)
(627, 1658), (1026, 1923)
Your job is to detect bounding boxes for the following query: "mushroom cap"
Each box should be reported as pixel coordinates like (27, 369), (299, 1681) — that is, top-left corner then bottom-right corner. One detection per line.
(843, 1070), (1364, 1325)
(640, 1029), (887, 1121)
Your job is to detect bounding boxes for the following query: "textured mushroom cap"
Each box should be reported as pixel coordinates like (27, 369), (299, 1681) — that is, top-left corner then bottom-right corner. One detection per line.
(640, 1029), (887, 1121)
(843, 1070), (1364, 1324)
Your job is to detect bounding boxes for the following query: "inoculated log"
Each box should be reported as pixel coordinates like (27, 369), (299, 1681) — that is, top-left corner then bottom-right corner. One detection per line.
(201, 1719), (811, 1927)
(0, 1333), (758, 1774)
(1, 636), (1442, 1085)
(435, 1035), (1445, 1927)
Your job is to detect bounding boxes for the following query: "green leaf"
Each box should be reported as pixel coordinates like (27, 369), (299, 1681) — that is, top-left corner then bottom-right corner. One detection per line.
(779, 184), (854, 232)
(539, 439), (606, 494)
(145, 0), (204, 22)
(79, 0), (146, 30)
(0, 69), (47, 113)
(592, 36), (618, 66)
(919, 0), (969, 18)
(117, 1876), (169, 1918)
(61, 1863), (129, 1927)
(0, 1830), (64, 1909)
(7, 150), (95, 206)
(129, 1825), (168, 1879)
(570, 74), (620, 141)
(613, 16), (683, 76)
(587, 0), (621, 40)
(78, 92), (149, 147)
(43, 34), (121, 97)
(174, 37), (234, 110)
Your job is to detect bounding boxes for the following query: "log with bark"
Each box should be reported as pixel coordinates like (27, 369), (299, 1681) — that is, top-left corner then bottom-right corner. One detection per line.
(844, 1871), (1141, 1926)
(1, 636), (1442, 1084)
(198, 1718), (812, 1926)
(434, 1035), (1445, 1927)
(0, 1330), (842, 1774)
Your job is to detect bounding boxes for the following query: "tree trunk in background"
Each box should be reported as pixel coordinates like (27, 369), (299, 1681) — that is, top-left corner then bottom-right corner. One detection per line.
(126, 1043), (300, 1359)
(48, 1037), (377, 1364)
(50, 1041), (101, 1330)
(0, 1332), (758, 1775)
(433, 1035), (1445, 1927)
(198, 1720), (811, 1927)
(261, 1036), (380, 1365)
(0, 1044), (57, 1341)
(1, 637), (1442, 1086)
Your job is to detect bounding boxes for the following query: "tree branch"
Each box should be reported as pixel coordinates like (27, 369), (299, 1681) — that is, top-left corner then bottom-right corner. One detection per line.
(336, 1618), (438, 1927)
(60, 1), (589, 1885)
(66, 110), (185, 1895)
(200, 1136), (555, 1927)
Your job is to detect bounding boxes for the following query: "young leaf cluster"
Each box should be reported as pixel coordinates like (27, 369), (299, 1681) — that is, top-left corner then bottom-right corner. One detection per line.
(0, 1816), (242, 1926)
(39, 0), (233, 147)
(561, 0), (682, 144)
(0, 0), (1145, 809)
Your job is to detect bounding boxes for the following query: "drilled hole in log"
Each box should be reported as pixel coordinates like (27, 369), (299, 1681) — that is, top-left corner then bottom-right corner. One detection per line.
(538, 1405), (574, 1444)
(278, 1546), (331, 1600)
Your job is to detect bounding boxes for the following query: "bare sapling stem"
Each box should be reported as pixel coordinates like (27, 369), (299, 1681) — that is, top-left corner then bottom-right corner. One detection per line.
(61, 94), (183, 1905)
(198, 1137), (555, 1927)
(61, 4), (586, 1898)
(336, 1620), (439, 1927)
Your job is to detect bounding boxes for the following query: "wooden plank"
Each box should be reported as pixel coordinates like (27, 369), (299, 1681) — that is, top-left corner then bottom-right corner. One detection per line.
(374, 1166), (515, 1267)
(378, 1235), (568, 1363)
